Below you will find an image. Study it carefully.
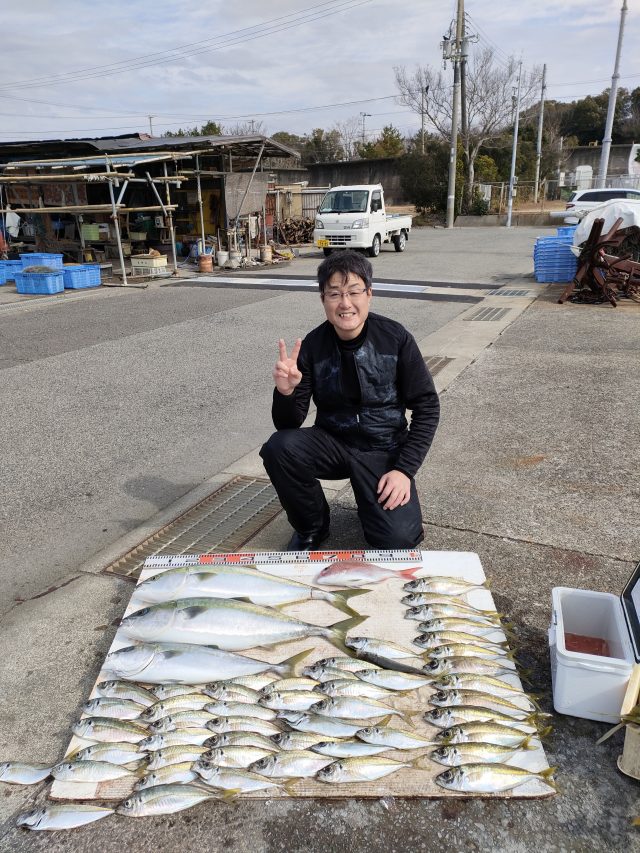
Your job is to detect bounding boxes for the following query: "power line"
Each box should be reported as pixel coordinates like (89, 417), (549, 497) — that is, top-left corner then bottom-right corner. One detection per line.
(0, 0), (371, 91)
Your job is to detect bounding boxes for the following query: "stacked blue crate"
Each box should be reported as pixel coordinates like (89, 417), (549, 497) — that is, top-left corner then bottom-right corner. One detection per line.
(533, 226), (578, 283)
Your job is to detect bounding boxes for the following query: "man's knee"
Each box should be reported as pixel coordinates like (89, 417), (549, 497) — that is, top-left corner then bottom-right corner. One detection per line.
(361, 508), (424, 550)
(260, 429), (298, 465)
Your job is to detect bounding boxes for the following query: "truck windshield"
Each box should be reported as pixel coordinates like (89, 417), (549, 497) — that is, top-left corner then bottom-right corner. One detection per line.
(319, 190), (369, 213)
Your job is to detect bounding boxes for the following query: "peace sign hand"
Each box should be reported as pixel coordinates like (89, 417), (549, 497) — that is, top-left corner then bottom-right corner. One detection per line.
(273, 338), (302, 396)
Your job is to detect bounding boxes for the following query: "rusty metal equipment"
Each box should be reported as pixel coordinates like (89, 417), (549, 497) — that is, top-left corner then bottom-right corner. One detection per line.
(558, 217), (640, 307)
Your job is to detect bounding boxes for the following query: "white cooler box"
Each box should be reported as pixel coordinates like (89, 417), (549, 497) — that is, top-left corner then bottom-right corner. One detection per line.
(549, 564), (640, 723)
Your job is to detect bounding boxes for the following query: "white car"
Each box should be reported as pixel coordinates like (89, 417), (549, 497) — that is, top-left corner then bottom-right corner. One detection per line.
(565, 188), (640, 221)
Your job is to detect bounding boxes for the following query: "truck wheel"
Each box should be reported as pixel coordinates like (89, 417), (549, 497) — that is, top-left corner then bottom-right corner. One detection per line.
(323, 248), (332, 256)
(367, 235), (381, 257)
(393, 232), (406, 252)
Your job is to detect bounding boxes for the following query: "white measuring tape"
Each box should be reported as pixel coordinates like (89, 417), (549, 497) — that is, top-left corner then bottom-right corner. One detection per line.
(143, 549), (422, 568)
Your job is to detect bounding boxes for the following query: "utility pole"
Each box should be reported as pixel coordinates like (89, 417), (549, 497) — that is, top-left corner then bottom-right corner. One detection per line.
(506, 61), (523, 228)
(534, 64), (547, 204)
(148, 115), (155, 136)
(420, 86), (429, 154)
(597, 0), (628, 188)
(249, 119), (255, 134)
(445, 0), (464, 229)
(360, 112), (371, 146)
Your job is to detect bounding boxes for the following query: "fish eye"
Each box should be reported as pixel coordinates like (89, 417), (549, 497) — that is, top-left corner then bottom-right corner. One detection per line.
(124, 799), (133, 808)
(441, 770), (454, 782)
(256, 758), (268, 768)
(132, 607), (150, 617)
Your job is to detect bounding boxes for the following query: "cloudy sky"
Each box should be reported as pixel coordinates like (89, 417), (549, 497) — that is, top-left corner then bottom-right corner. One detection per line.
(2, 0), (638, 143)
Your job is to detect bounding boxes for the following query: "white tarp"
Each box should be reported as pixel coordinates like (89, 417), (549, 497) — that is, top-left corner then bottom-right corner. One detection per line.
(573, 199), (640, 246)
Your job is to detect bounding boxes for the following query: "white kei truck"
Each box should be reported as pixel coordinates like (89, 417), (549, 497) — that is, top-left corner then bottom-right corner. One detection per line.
(313, 184), (412, 257)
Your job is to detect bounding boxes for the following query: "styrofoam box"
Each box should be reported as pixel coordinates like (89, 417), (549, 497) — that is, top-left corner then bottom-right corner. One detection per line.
(549, 587), (634, 722)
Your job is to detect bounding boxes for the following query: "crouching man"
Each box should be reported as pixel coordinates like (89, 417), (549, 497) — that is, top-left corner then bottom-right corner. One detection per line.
(260, 249), (440, 552)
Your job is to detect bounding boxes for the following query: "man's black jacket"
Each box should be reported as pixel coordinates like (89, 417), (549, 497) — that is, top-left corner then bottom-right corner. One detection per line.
(272, 312), (440, 478)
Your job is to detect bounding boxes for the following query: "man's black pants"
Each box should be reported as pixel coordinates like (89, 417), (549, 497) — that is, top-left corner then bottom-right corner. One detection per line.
(260, 426), (424, 549)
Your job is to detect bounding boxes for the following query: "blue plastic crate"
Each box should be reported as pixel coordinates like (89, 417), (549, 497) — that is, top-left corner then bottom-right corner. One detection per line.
(83, 264), (101, 286)
(0, 259), (24, 281)
(63, 265), (100, 289)
(556, 226), (577, 237)
(0, 267), (6, 285)
(20, 253), (64, 269)
(15, 270), (64, 295)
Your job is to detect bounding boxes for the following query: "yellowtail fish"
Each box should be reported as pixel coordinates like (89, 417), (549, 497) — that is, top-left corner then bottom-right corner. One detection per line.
(435, 722), (547, 747)
(424, 706), (537, 729)
(430, 738), (535, 766)
(105, 643), (311, 686)
(345, 637), (421, 660)
(135, 564), (368, 616)
(149, 709), (214, 733)
(0, 762), (51, 785)
(435, 763), (556, 793)
(355, 726), (436, 750)
(248, 750), (334, 779)
(16, 804), (114, 830)
(259, 690), (324, 711)
(134, 762), (197, 789)
(97, 680), (157, 706)
(72, 717), (149, 744)
(51, 760), (143, 783)
(317, 755), (427, 784)
(141, 694), (210, 723)
(115, 783), (227, 817)
(120, 599), (365, 653)
(404, 577), (486, 595)
(314, 559), (421, 588)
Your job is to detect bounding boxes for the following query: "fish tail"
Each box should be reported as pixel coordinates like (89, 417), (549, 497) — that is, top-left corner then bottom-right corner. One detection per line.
(400, 566), (422, 580)
(326, 588), (370, 617)
(275, 648), (314, 677)
(283, 779), (300, 796)
(521, 735), (536, 751)
(411, 754), (433, 771)
(517, 666), (533, 685)
(377, 714), (393, 727)
(326, 615), (368, 654)
(133, 767), (147, 779)
(219, 788), (242, 803)
(537, 725), (553, 741)
(539, 766), (558, 792)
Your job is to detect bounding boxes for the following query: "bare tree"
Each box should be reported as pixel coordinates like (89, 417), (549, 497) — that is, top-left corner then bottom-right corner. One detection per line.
(332, 115), (362, 160)
(225, 120), (266, 136)
(395, 48), (542, 206)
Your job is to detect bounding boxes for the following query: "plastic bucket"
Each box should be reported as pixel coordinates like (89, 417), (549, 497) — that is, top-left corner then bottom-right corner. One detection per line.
(260, 245), (273, 263)
(216, 250), (229, 266)
(198, 254), (213, 273)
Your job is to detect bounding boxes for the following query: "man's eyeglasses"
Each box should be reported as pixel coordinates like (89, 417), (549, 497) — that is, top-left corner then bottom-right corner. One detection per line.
(323, 287), (369, 302)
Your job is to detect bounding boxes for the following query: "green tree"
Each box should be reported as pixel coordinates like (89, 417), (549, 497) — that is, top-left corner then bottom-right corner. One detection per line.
(301, 128), (344, 164)
(271, 131), (305, 153)
(399, 139), (459, 213)
(357, 125), (405, 159)
(164, 120), (224, 138)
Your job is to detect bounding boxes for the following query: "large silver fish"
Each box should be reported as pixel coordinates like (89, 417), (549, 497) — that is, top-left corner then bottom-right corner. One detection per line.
(135, 565), (367, 615)
(104, 643), (310, 685)
(120, 600), (364, 653)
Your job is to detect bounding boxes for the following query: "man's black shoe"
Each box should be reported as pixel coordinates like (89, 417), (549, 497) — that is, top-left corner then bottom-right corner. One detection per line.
(286, 527), (330, 552)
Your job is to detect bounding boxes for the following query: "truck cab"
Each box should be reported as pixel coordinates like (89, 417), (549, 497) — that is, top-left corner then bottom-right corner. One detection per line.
(313, 184), (411, 257)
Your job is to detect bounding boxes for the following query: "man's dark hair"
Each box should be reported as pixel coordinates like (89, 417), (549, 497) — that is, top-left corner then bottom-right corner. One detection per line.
(317, 250), (373, 293)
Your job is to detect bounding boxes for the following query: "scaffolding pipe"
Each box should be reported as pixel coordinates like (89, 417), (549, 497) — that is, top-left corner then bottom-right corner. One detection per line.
(107, 179), (127, 286)
(163, 163), (178, 273)
(195, 154), (206, 254)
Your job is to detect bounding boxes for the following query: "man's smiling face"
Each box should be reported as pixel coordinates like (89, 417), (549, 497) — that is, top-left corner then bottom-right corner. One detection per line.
(321, 271), (373, 340)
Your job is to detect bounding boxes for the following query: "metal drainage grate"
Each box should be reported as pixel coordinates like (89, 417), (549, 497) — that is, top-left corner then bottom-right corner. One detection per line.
(103, 476), (282, 580)
(464, 306), (511, 322)
(424, 355), (454, 376)
(485, 289), (534, 297)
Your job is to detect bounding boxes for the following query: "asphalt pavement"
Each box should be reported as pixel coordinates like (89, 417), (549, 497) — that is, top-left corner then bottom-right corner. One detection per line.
(0, 226), (638, 852)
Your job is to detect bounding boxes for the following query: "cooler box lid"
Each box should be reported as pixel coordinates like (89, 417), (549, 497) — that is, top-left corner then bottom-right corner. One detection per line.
(621, 561), (640, 663)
